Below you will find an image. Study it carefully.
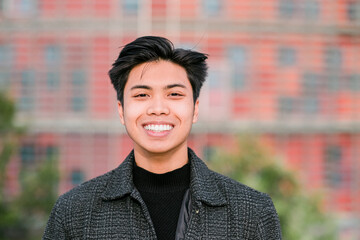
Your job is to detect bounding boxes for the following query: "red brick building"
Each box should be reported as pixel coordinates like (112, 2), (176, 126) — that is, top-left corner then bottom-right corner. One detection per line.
(1, 0), (359, 237)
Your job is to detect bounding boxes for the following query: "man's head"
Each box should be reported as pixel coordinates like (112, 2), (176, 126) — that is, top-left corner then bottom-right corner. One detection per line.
(109, 36), (208, 106)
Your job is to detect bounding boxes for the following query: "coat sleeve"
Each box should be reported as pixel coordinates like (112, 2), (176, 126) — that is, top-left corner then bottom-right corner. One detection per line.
(42, 197), (67, 240)
(254, 195), (282, 240)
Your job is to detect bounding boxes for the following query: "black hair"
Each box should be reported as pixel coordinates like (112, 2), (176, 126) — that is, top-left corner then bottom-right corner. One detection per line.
(108, 36), (208, 105)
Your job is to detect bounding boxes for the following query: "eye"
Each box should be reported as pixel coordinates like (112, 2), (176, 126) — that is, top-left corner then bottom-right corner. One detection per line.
(134, 93), (148, 98)
(169, 92), (184, 97)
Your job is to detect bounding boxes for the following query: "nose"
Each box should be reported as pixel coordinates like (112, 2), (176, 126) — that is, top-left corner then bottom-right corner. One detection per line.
(146, 96), (170, 115)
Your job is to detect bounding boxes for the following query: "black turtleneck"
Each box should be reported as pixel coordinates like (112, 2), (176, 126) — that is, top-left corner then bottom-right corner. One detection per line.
(133, 162), (190, 240)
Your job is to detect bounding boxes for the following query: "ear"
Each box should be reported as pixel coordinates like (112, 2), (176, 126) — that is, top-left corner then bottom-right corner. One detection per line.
(192, 99), (199, 123)
(117, 101), (125, 125)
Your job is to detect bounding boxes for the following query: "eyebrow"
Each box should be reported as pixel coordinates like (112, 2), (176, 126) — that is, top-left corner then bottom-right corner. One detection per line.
(130, 84), (187, 91)
(165, 84), (187, 89)
(130, 85), (151, 90)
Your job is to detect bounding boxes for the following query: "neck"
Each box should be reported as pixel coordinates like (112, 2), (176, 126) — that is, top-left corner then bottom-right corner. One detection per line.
(133, 144), (188, 174)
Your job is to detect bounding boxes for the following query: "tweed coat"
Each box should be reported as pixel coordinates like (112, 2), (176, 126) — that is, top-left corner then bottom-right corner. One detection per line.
(43, 148), (282, 239)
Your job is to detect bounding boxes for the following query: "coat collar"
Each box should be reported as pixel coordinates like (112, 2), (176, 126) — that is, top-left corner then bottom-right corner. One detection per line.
(101, 148), (227, 207)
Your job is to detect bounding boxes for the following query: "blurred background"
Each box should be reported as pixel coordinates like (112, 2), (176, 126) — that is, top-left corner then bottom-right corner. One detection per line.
(0, 0), (359, 239)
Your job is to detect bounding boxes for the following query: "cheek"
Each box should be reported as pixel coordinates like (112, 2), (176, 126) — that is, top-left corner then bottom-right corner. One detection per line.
(172, 103), (194, 121)
(123, 102), (143, 123)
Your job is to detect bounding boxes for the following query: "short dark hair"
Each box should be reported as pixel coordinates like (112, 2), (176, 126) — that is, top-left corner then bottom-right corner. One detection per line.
(108, 36), (208, 105)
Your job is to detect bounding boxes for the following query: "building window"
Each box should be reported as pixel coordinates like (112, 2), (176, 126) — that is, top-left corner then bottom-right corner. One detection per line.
(71, 70), (85, 86)
(0, 44), (12, 66)
(302, 72), (321, 94)
(324, 145), (342, 187)
(347, 74), (360, 91)
(203, 146), (216, 162)
(45, 45), (60, 65)
(347, 1), (360, 22)
(303, 0), (320, 20)
(324, 47), (342, 70)
(325, 73), (342, 92)
(70, 70), (86, 112)
(20, 144), (36, 165)
(278, 46), (297, 67)
(202, 0), (221, 15)
(227, 46), (247, 68)
(3, 0), (37, 17)
(302, 96), (319, 115)
(71, 97), (85, 112)
(18, 70), (35, 111)
(231, 72), (246, 90)
(278, 96), (297, 115)
(71, 170), (84, 185)
(228, 46), (248, 90)
(278, 0), (296, 18)
(208, 70), (221, 89)
(123, 0), (139, 14)
(46, 145), (58, 159)
(46, 72), (60, 90)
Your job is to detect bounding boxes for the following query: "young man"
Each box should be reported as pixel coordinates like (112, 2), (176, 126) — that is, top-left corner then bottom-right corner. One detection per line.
(43, 36), (282, 239)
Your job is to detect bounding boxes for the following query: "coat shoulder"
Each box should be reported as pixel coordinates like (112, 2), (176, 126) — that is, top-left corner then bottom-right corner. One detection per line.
(56, 168), (115, 207)
(209, 169), (272, 205)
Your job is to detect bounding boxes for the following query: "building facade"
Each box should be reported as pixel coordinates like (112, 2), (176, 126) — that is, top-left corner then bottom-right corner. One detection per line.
(1, 0), (359, 237)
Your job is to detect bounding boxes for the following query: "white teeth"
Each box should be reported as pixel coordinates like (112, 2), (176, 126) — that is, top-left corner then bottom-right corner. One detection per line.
(144, 124), (173, 132)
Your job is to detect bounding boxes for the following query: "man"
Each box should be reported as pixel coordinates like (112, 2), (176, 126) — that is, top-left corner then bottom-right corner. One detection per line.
(43, 36), (282, 239)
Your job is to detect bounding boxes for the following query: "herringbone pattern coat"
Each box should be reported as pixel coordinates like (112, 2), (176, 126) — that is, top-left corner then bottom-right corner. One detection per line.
(43, 149), (282, 239)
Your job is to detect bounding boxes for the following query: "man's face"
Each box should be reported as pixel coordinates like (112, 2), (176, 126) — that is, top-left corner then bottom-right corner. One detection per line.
(118, 60), (199, 156)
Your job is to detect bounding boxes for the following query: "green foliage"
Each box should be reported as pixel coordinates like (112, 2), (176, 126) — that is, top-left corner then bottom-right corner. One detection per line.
(0, 93), (15, 132)
(208, 136), (336, 240)
(0, 92), (59, 240)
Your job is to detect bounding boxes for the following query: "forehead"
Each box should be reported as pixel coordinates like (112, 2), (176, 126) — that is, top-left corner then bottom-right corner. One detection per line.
(126, 60), (190, 87)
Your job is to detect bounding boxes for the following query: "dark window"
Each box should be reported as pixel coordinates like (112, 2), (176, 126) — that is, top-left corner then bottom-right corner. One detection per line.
(228, 46), (247, 68)
(302, 96), (319, 114)
(46, 72), (60, 90)
(231, 72), (246, 90)
(203, 0), (221, 15)
(0, 44), (12, 66)
(278, 96), (297, 115)
(123, 0), (139, 13)
(278, 46), (297, 66)
(278, 0), (296, 18)
(70, 70), (86, 112)
(208, 70), (220, 89)
(20, 144), (36, 165)
(18, 96), (34, 111)
(324, 47), (342, 69)
(45, 45), (60, 65)
(228, 46), (248, 90)
(4, 0), (37, 16)
(71, 170), (85, 185)
(71, 70), (85, 86)
(302, 72), (321, 94)
(203, 146), (216, 162)
(46, 145), (58, 159)
(18, 70), (35, 111)
(347, 1), (360, 22)
(347, 74), (360, 91)
(71, 97), (86, 112)
(325, 73), (342, 92)
(324, 145), (342, 187)
(303, 0), (320, 20)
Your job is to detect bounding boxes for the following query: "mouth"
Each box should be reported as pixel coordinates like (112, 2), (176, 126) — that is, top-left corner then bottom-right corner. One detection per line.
(143, 124), (174, 132)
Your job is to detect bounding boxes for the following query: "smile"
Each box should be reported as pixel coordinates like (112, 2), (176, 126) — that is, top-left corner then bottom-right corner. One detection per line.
(143, 124), (174, 132)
